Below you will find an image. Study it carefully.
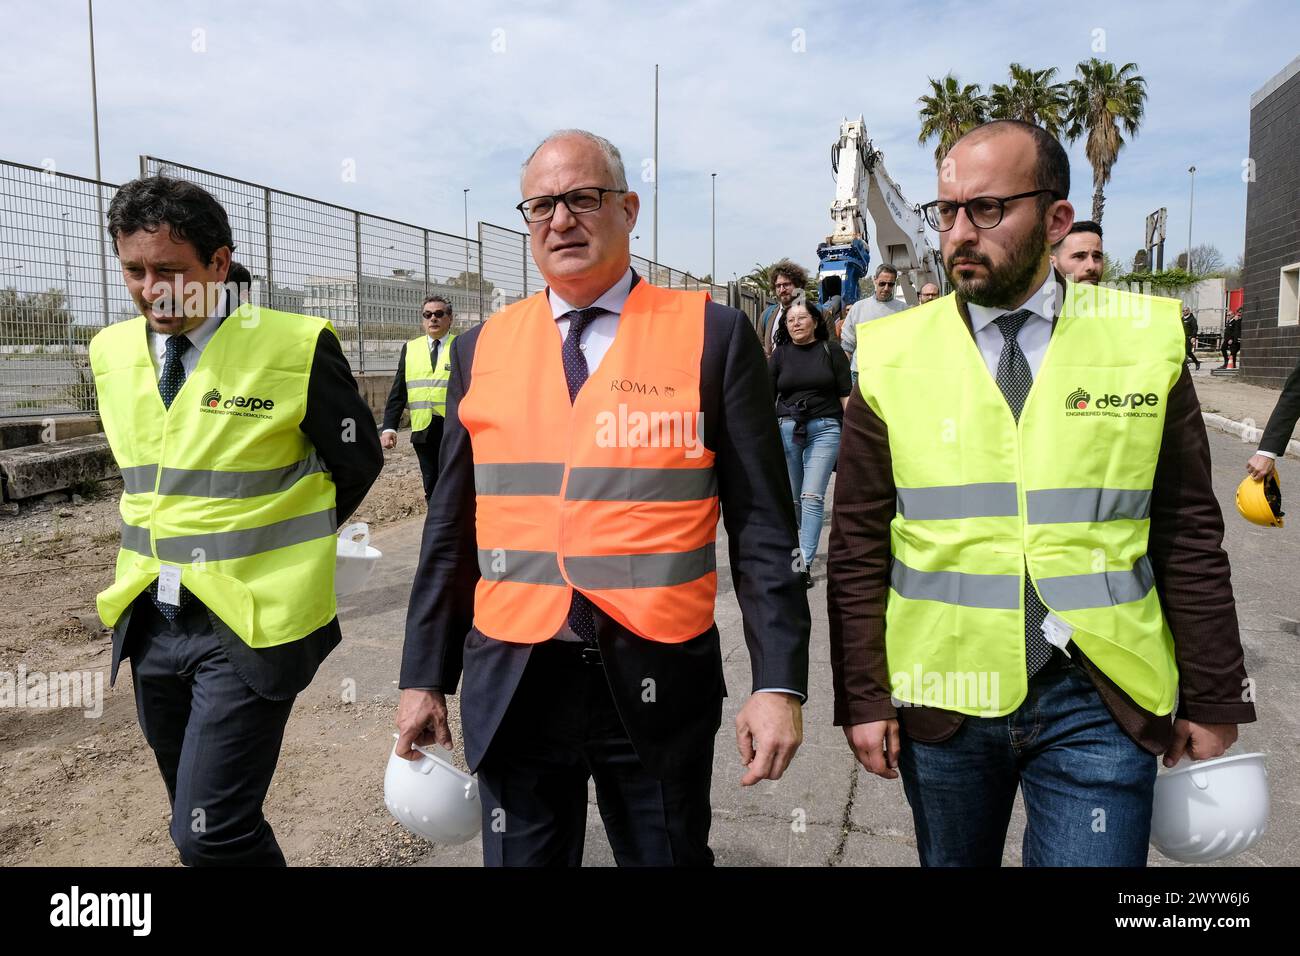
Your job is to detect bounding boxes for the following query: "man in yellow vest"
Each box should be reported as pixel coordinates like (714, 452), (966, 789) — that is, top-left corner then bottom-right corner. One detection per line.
(828, 120), (1256, 866)
(381, 294), (456, 498)
(396, 129), (810, 865)
(91, 176), (383, 866)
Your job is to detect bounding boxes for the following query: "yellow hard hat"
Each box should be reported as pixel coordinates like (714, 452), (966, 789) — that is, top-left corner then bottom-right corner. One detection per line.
(1236, 471), (1284, 527)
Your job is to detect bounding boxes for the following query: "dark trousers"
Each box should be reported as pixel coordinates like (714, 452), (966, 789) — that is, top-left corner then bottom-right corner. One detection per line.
(476, 641), (715, 867)
(898, 657), (1156, 867)
(1185, 336), (1200, 367)
(126, 598), (295, 866)
(412, 416), (444, 499)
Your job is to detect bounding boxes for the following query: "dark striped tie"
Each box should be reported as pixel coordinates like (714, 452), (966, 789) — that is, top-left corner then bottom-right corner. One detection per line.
(150, 334), (192, 622)
(560, 308), (605, 645)
(992, 310), (1053, 676)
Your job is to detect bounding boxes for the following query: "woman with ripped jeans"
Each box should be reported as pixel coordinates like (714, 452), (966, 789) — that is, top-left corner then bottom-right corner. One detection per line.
(769, 297), (852, 588)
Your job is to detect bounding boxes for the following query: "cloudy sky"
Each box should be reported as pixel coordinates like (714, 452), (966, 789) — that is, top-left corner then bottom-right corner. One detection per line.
(2, 0), (1296, 284)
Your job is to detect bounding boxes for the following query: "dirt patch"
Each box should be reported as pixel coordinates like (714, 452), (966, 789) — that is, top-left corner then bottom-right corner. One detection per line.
(1, 437), (456, 866)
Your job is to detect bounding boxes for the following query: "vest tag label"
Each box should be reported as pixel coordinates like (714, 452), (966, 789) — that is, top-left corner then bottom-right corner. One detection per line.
(157, 564), (182, 606)
(1041, 613), (1074, 656)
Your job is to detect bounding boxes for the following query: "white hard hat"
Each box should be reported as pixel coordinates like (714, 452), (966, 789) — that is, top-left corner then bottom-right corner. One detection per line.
(384, 740), (481, 845)
(1150, 752), (1269, 863)
(336, 523), (382, 597)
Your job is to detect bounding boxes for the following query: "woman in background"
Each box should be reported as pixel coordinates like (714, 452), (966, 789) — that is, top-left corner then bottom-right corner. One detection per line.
(770, 297), (852, 588)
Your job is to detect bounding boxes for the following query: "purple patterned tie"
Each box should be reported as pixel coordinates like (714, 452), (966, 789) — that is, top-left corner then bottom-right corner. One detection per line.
(560, 307), (605, 644)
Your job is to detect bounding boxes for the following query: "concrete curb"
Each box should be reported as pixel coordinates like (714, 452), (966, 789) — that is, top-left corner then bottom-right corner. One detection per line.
(1201, 412), (1300, 460)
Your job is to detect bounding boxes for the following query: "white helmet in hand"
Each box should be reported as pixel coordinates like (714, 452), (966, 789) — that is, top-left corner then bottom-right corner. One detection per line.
(384, 740), (481, 845)
(1150, 752), (1269, 863)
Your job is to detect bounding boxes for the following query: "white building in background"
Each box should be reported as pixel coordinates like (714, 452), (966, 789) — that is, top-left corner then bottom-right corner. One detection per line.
(301, 269), (503, 332)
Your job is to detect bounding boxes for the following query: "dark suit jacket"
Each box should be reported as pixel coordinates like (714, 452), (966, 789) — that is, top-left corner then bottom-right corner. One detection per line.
(1260, 355), (1300, 456)
(109, 324), (384, 701)
(827, 295), (1256, 755)
(400, 288), (811, 777)
(383, 338), (447, 444)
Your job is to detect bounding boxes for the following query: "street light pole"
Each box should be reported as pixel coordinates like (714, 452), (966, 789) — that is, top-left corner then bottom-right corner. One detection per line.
(60, 211), (76, 355)
(710, 172), (716, 282)
(463, 187), (470, 280)
(88, 0), (110, 327)
(1186, 165), (1196, 272)
(653, 64), (659, 276)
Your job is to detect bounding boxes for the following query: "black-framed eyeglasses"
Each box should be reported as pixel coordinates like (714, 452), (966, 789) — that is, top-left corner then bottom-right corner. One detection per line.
(921, 189), (1061, 232)
(422, 309), (449, 319)
(516, 186), (627, 223)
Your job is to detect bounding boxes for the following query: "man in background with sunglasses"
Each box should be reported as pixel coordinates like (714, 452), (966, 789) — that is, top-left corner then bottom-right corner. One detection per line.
(839, 263), (907, 385)
(381, 295), (457, 498)
(829, 118), (1253, 866)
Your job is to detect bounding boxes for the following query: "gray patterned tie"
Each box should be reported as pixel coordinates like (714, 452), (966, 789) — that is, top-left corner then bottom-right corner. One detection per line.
(150, 334), (193, 622)
(560, 308), (606, 645)
(992, 310), (1053, 676)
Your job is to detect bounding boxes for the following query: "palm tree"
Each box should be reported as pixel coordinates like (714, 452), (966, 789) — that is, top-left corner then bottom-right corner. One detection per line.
(1065, 58), (1147, 223)
(988, 63), (1069, 138)
(917, 73), (988, 169)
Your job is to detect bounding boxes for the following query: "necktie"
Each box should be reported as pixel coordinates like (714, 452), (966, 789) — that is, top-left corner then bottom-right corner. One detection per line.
(560, 307), (606, 644)
(158, 334), (192, 409)
(151, 333), (193, 622)
(992, 310), (1053, 676)
(430, 337), (441, 373)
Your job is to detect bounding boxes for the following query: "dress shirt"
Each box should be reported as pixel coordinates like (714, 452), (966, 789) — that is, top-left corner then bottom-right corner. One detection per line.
(146, 291), (227, 381)
(965, 271), (1061, 378)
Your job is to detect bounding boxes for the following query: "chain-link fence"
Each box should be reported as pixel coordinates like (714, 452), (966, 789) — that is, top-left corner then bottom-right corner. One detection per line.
(2, 154), (768, 418)
(0, 160), (132, 417)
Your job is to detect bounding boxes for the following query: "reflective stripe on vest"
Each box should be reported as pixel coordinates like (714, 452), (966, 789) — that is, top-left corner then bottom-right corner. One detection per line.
(90, 305), (340, 649)
(459, 281), (719, 644)
(858, 284), (1184, 717)
(405, 333), (455, 430)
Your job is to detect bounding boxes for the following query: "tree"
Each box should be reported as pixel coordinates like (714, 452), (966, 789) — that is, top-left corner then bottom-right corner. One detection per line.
(917, 73), (988, 170)
(1185, 244), (1225, 276)
(0, 287), (74, 346)
(443, 270), (496, 298)
(1065, 59), (1147, 223)
(1132, 248), (1150, 273)
(1222, 252), (1245, 289)
(988, 64), (1069, 138)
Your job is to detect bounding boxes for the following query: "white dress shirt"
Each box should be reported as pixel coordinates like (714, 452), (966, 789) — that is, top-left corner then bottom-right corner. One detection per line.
(146, 292), (227, 381)
(965, 271), (1061, 378)
(548, 267), (633, 369)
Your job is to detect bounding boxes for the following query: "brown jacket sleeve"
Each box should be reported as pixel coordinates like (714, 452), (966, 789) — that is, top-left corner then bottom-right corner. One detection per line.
(826, 387), (898, 726)
(1148, 369), (1256, 725)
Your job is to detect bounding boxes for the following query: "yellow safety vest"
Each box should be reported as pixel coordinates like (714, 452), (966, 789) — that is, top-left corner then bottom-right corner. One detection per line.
(89, 305), (339, 648)
(405, 333), (456, 431)
(855, 283), (1185, 717)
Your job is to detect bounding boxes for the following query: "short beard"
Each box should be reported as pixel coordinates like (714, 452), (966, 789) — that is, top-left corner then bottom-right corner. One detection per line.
(947, 218), (1048, 309)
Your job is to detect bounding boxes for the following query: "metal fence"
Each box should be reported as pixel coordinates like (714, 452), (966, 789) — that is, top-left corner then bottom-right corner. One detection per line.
(1, 154), (767, 418)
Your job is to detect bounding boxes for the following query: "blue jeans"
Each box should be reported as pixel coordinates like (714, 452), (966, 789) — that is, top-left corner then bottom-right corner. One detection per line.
(778, 416), (841, 568)
(898, 661), (1157, 867)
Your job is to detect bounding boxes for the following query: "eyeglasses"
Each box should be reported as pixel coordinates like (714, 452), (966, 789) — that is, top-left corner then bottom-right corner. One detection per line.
(921, 189), (1061, 232)
(516, 186), (627, 223)
(876, 280), (896, 287)
(422, 309), (449, 319)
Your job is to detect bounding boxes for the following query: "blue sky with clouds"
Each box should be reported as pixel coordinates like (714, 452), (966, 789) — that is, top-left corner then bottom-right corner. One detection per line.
(2, 0), (1296, 282)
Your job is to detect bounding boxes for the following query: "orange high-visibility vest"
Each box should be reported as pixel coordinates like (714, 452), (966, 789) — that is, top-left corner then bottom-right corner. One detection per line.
(458, 280), (719, 643)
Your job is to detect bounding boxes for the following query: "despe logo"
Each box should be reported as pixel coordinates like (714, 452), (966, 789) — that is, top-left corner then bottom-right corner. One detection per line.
(199, 387), (275, 418)
(1065, 386), (1160, 418)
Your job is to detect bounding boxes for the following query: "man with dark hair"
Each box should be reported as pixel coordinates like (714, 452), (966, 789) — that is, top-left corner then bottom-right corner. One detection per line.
(226, 260), (253, 305)
(829, 120), (1253, 867)
(1051, 219), (1104, 284)
(381, 293), (456, 498)
(91, 175), (383, 866)
(1182, 304), (1201, 370)
(757, 259), (807, 357)
(840, 263), (906, 382)
(1218, 309), (1242, 371)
